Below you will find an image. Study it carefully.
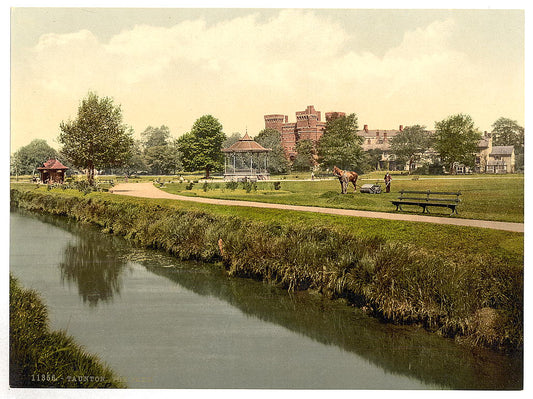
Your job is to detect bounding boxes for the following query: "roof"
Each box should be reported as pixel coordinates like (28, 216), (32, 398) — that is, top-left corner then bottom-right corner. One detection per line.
(490, 146), (514, 156)
(222, 133), (271, 153)
(487, 159), (507, 166)
(37, 159), (69, 170)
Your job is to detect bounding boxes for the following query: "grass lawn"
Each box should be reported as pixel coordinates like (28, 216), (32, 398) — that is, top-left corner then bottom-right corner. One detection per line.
(158, 173), (524, 223)
(13, 184), (523, 266)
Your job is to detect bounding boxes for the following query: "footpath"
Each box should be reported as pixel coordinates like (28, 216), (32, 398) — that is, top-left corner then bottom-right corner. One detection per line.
(110, 183), (524, 233)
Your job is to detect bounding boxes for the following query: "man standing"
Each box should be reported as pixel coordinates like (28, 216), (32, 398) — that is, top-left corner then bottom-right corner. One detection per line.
(384, 172), (392, 193)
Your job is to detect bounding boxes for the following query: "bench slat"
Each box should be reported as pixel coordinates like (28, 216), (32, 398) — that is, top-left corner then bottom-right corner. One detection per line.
(399, 190), (461, 196)
(397, 197), (460, 202)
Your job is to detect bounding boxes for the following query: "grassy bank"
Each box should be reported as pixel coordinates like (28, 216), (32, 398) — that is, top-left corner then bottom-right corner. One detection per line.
(10, 187), (523, 352)
(9, 275), (125, 388)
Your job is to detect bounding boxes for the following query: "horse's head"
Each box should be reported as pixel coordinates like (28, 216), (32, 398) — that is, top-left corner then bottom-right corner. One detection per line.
(333, 166), (342, 177)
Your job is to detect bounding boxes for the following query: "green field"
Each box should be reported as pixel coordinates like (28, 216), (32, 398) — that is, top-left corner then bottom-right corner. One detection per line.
(157, 173), (524, 223)
(10, 182), (523, 265)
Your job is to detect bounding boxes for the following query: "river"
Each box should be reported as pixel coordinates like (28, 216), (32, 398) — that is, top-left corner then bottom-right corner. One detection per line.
(9, 209), (522, 389)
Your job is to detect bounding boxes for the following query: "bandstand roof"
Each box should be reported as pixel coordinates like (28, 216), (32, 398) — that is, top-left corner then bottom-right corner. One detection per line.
(37, 159), (69, 171)
(222, 133), (271, 153)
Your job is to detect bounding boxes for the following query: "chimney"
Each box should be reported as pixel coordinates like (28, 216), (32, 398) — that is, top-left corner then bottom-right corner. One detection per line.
(399, 125), (403, 132)
(285, 116), (288, 123)
(364, 124), (368, 133)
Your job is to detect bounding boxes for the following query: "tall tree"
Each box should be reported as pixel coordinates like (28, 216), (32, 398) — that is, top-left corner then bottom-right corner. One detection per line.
(144, 141), (182, 175)
(292, 139), (316, 172)
(11, 139), (58, 175)
(389, 125), (434, 173)
(177, 115), (226, 178)
(141, 125), (171, 148)
(59, 92), (134, 184)
(491, 117), (524, 170)
(317, 113), (364, 171)
(223, 132), (242, 149)
(255, 128), (289, 174)
(434, 114), (481, 174)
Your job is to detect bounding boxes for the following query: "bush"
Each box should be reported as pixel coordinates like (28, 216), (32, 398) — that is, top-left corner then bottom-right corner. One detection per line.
(241, 181), (257, 193)
(273, 181), (281, 190)
(225, 181), (238, 191)
(185, 182), (195, 190)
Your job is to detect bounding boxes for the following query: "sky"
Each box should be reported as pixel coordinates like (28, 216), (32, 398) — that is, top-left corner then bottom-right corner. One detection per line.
(9, 4), (526, 152)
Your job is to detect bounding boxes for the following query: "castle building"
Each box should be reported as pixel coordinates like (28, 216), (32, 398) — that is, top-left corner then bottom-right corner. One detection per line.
(264, 105), (345, 159)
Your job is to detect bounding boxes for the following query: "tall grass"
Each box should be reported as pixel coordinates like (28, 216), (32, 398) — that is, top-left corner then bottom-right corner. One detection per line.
(9, 275), (126, 388)
(10, 188), (523, 351)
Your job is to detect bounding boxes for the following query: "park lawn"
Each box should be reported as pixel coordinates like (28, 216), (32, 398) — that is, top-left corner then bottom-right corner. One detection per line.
(11, 185), (522, 267)
(159, 174), (524, 223)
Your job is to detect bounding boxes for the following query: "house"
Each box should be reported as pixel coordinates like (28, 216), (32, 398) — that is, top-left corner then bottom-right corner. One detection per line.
(474, 132), (515, 173)
(487, 146), (515, 173)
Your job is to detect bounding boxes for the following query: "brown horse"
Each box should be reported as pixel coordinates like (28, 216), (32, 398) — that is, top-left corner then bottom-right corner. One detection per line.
(333, 166), (358, 194)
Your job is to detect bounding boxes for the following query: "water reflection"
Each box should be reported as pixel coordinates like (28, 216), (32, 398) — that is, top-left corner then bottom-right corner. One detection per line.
(11, 209), (523, 389)
(59, 237), (130, 307)
(16, 209), (132, 307)
(140, 255), (522, 390)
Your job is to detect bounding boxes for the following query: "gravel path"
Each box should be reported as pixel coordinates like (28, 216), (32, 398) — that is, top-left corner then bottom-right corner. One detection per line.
(110, 183), (524, 233)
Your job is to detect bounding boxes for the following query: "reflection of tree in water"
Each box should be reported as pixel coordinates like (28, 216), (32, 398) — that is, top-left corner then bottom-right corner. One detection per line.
(59, 233), (130, 307)
(143, 258), (523, 390)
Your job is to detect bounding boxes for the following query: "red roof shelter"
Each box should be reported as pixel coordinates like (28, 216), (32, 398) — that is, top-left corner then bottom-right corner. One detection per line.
(37, 159), (69, 183)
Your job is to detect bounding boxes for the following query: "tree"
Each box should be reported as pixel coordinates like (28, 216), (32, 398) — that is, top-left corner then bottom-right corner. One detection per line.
(11, 139), (59, 175)
(141, 125), (171, 148)
(144, 141), (182, 175)
(491, 117), (524, 171)
(292, 139), (316, 172)
(255, 128), (289, 174)
(434, 114), (481, 174)
(177, 115), (226, 178)
(59, 92), (134, 184)
(363, 148), (384, 172)
(223, 132), (242, 149)
(389, 125), (434, 173)
(317, 113), (364, 171)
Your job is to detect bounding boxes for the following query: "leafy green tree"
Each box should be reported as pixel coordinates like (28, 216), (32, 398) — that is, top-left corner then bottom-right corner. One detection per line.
(389, 125), (434, 173)
(59, 92), (134, 184)
(177, 115), (226, 178)
(434, 114), (481, 174)
(223, 132), (242, 149)
(491, 117), (524, 171)
(144, 142), (182, 175)
(363, 148), (384, 172)
(292, 139), (316, 172)
(11, 139), (59, 175)
(141, 125), (171, 148)
(317, 113), (364, 171)
(255, 128), (289, 174)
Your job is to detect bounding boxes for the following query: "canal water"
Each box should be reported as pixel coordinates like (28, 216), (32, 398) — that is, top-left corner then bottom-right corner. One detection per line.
(9, 209), (522, 389)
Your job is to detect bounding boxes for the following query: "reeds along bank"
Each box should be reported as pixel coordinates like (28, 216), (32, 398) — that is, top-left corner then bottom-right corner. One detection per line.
(10, 188), (523, 352)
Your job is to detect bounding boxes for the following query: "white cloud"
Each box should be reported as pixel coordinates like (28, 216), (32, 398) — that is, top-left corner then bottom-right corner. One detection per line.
(11, 10), (524, 151)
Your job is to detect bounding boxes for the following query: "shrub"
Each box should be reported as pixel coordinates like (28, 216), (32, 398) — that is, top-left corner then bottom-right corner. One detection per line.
(225, 181), (238, 191)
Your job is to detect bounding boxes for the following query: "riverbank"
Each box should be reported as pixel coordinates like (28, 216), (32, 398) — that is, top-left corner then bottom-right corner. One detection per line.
(10, 187), (523, 352)
(9, 274), (125, 388)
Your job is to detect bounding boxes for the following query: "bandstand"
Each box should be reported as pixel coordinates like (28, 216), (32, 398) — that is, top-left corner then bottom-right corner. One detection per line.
(222, 133), (271, 182)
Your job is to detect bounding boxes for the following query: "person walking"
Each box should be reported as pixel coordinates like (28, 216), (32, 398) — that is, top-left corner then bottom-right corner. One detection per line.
(384, 172), (392, 193)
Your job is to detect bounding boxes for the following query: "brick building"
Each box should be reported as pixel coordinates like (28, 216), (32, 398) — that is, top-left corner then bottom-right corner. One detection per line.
(265, 105), (345, 159)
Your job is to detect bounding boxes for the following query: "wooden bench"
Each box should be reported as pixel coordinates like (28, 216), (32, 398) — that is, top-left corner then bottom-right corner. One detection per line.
(391, 190), (461, 215)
